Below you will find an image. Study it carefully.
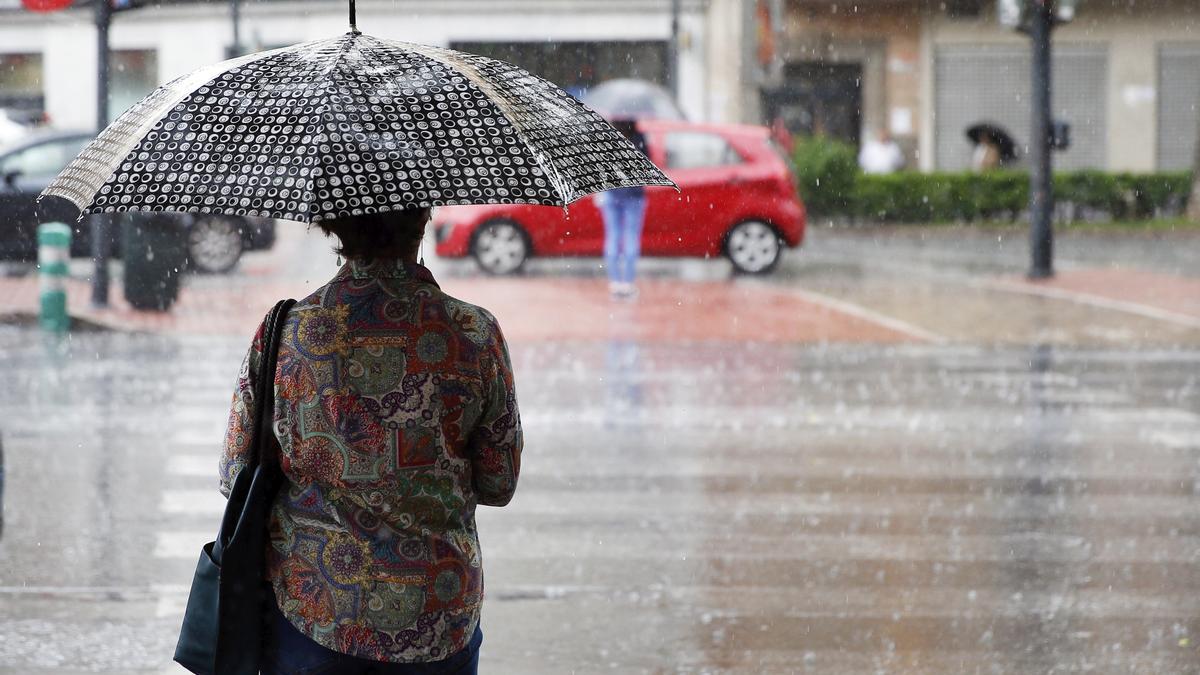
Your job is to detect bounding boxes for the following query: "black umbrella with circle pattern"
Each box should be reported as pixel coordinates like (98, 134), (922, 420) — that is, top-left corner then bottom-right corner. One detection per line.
(41, 32), (675, 224)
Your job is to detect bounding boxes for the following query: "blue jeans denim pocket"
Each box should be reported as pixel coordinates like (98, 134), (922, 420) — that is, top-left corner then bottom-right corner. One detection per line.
(261, 602), (340, 675)
(262, 590), (483, 675)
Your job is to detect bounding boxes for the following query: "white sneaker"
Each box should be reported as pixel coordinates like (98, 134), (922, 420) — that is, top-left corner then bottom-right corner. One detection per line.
(610, 282), (638, 300)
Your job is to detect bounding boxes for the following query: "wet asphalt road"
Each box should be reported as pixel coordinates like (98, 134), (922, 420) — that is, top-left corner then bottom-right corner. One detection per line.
(1, 226), (1199, 673)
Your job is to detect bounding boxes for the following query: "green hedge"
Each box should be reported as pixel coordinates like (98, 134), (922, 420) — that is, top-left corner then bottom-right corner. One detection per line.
(792, 135), (860, 216)
(792, 136), (1193, 223)
(853, 172), (1030, 222)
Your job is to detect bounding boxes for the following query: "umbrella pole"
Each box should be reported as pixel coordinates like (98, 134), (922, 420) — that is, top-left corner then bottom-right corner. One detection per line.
(348, 0), (359, 34)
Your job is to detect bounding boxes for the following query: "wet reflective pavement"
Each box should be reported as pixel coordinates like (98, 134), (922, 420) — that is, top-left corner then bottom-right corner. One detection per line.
(0, 225), (1198, 673)
(1, 331), (1198, 673)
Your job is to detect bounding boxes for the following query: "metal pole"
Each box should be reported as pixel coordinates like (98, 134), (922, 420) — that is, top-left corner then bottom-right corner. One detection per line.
(0, 434), (5, 541)
(230, 0), (242, 56)
(92, 0), (112, 307)
(1027, 1), (1054, 279)
(668, 0), (681, 99)
(38, 222), (72, 333)
(349, 0), (358, 34)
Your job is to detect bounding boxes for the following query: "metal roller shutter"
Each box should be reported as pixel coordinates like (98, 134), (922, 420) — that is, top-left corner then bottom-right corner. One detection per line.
(1158, 44), (1200, 171)
(935, 45), (1107, 171)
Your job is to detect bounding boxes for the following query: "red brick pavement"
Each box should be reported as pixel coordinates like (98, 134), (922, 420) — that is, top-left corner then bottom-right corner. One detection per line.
(3, 259), (1196, 342)
(995, 267), (1200, 326)
(439, 277), (918, 344)
(0, 271), (920, 343)
(0, 274), (292, 335)
(1043, 268), (1200, 317)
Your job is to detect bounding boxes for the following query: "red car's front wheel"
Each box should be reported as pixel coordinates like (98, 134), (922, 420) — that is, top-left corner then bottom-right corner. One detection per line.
(471, 220), (530, 275)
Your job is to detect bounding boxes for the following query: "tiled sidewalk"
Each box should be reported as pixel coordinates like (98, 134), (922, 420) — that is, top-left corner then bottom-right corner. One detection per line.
(0, 221), (922, 342)
(993, 268), (1200, 328)
(0, 269), (920, 343)
(1, 224), (1197, 344)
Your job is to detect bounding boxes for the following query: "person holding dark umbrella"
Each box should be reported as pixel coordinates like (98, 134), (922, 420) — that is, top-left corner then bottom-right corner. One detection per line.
(42, 9), (673, 674)
(236, 206), (522, 674)
(225, 205), (520, 674)
(967, 122), (1019, 172)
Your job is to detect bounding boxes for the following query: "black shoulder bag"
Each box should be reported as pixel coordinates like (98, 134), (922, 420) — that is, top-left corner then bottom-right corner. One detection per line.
(175, 298), (296, 675)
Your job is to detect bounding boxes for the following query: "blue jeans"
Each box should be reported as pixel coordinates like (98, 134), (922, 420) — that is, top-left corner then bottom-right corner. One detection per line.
(261, 596), (482, 675)
(599, 190), (647, 285)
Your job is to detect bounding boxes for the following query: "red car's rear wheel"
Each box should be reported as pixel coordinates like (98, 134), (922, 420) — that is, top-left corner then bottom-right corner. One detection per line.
(725, 220), (783, 275)
(187, 216), (244, 274)
(471, 220), (530, 275)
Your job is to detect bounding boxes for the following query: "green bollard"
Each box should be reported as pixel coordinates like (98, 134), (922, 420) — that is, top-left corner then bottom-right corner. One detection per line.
(38, 222), (72, 332)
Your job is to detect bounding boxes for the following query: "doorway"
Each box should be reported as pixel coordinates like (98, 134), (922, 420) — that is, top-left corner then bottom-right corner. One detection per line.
(762, 61), (863, 145)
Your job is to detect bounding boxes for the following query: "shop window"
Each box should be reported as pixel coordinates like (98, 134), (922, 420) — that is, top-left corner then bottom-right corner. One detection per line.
(450, 41), (668, 98)
(0, 53), (45, 122)
(109, 50), (158, 123)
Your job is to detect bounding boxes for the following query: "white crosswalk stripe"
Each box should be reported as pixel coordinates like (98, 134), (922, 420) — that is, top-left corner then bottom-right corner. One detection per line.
(159, 489), (225, 518)
(165, 454), (217, 478)
(153, 532), (212, 560)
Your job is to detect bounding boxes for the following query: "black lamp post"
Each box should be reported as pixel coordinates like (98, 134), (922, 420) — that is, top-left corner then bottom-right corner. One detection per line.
(1027, 1), (1054, 279)
(89, 0), (152, 307)
(998, 0), (1081, 280)
(230, 0), (242, 57)
(92, 0), (113, 307)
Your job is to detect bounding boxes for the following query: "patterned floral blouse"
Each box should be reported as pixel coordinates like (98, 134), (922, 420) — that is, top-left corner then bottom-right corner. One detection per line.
(219, 259), (522, 663)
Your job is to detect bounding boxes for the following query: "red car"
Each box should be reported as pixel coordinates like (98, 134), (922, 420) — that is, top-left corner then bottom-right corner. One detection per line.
(433, 120), (806, 275)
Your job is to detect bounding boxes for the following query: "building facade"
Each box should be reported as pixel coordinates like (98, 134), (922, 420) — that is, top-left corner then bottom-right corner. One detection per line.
(0, 0), (714, 132)
(750, 0), (1200, 172)
(1, 0), (1197, 173)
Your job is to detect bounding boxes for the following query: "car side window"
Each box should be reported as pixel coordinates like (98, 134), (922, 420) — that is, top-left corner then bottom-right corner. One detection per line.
(664, 132), (743, 170)
(1, 138), (87, 177)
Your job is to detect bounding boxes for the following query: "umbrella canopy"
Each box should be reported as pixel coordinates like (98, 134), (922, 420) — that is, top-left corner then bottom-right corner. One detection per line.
(41, 33), (675, 224)
(965, 122), (1018, 162)
(581, 79), (685, 121)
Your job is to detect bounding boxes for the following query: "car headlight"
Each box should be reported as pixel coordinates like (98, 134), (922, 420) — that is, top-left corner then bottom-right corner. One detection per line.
(433, 221), (454, 243)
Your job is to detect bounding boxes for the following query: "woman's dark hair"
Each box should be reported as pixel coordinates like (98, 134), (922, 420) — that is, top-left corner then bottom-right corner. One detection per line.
(315, 207), (431, 261)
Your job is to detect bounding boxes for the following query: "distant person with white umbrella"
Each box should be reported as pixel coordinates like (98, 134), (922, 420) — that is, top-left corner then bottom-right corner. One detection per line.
(597, 120), (651, 299)
(582, 78), (686, 122)
(582, 80), (683, 299)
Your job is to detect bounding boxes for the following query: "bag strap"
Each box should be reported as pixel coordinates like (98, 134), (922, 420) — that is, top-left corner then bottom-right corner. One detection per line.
(248, 298), (296, 470)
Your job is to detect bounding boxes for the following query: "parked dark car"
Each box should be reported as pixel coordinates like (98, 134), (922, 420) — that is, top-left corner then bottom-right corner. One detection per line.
(0, 131), (274, 272)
